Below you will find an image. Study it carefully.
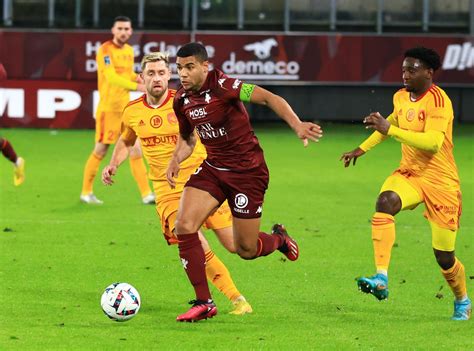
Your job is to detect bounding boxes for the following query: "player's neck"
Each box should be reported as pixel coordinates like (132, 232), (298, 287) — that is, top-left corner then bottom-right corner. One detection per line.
(112, 38), (125, 48)
(146, 89), (169, 107)
(410, 82), (432, 101)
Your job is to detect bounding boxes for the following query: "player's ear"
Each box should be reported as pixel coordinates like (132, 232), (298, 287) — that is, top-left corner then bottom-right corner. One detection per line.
(202, 60), (209, 73)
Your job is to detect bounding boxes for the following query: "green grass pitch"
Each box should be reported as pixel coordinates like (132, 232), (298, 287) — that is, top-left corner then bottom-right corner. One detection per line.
(0, 124), (472, 350)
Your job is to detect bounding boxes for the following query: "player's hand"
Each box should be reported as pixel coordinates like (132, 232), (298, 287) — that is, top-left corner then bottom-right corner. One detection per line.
(294, 121), (323, 147)
(340, 147), (365, 167)
(363, 112), (390, 135)
(166, 158), (180, 189)
(102, 165), (117, 185)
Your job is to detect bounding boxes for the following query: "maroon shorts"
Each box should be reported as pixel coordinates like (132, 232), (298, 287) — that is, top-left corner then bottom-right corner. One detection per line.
(185, 160), (269, 218)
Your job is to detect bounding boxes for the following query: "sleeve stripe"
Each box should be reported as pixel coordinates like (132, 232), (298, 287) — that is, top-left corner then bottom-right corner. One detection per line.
(432, 86), (445, 107)
(429, 88), (441, 108)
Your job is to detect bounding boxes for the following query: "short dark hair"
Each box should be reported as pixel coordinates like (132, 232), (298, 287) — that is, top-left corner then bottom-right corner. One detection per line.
(404, 47), (441, 71)
(113, 16), (132, 25)
(177, 42), (208, 62)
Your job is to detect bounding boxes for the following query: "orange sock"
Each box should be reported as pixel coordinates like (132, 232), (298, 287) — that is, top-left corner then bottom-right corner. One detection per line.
(372, 212), (396, 272)
(129, 156), (151, 197)
(442, 258), (468, 301)
(81, 152), (103, 195)
(205, 250), (241, 302)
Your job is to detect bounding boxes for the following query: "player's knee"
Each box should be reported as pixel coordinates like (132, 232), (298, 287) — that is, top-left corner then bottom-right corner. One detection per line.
(433, 249), (455, 270)
(376, 191), (401, 215)
(236, 244), (257, 260)
(175, 217), (200, 235)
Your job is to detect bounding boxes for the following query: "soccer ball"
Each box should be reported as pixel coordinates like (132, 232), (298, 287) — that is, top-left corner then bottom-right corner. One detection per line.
(100, 282), (141, 321)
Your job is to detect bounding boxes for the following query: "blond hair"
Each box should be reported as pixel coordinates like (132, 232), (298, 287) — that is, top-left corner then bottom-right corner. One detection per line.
(140, 52), (169, 71)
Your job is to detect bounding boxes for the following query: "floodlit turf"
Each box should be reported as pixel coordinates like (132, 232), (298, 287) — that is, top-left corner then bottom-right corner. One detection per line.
(0, 124), (472, 350)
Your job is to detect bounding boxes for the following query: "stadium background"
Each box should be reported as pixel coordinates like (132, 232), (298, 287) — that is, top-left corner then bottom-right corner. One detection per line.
(1, 0), (473, 127)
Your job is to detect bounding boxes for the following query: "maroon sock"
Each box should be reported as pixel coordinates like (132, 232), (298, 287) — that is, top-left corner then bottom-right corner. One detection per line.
(1, 139), (17, 163)
(177, 233), (211, 301)
(255, 232), (284, 257)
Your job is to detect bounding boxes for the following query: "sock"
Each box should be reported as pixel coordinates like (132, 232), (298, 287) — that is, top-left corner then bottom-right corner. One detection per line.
(371, 212), (396, 271)
(205, 250), (241, 302)
(255, 232), (283, 257)
(81, 152), (103, 195)
(1, 139), (18, 163)
(441, 258), (468, 301)
(177, 233), (211, 301)
(129, 156), (151, 197)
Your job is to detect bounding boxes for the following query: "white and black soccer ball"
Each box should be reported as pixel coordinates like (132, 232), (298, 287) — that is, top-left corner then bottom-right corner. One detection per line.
(100, 282), (141, 321)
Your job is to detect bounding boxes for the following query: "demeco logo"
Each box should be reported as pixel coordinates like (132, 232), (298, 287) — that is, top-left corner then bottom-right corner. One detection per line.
(150, 115), (163, 128)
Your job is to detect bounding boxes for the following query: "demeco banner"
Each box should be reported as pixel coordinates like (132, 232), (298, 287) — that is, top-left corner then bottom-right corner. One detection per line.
(1, 31), (473, 83)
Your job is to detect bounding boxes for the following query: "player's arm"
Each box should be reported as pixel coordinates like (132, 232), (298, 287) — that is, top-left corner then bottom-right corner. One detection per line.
(365, 112), (444, 153)
(243, 84), (322, 147)
(97, 47), (144, 91)
(102, 124), (137, 185)
(340, 113), (397, 167)
(166, 131), (197, 189)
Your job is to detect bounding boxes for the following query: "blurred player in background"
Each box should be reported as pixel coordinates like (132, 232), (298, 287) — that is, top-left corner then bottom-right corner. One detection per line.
(341, 47), (471, 320)
(1, 137), (25, 186)
(167, 42), (323, 322)
(80, 15), (155, 205)
(101, 52), (252, 315)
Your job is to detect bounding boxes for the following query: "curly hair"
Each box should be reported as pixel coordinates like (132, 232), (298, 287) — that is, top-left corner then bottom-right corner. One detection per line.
(404, 47), (441, 71)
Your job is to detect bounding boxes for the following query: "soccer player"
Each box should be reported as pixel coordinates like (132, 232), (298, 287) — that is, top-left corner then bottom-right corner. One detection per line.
(80, 15), (155, 205)
(0, 137), (25, 186)
(101, 52), (252, 316)
(341, 47), (471, 320)
(166, 42), (323, 322)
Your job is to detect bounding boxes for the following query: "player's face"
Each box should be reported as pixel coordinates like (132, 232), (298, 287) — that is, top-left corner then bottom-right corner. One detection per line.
(402, 57), (432, 93)
(111, 21), (132, 45)
(176, 56), (209, 92)
(142, 61), (170, 98)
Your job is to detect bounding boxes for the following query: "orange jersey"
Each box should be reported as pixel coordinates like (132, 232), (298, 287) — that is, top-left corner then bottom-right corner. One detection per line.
(387, 85), (459, 190)
(96, 40), (137, 112)
(121, 90), (206, 194)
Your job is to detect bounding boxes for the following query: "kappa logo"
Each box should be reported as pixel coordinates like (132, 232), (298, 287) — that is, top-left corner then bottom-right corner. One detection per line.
(218, 78), (226, 88)
(138, 119), (145, 126)
(150, 115), (163, 128)
(181, 258), (188, 270)
(244, 38), (277, 59)
(205, 92), (211, 103)
(235, 193), (249, 209)
(232, 79), (241, 90)
(184, 97), (190, 105)
(256, 206), (262, 214)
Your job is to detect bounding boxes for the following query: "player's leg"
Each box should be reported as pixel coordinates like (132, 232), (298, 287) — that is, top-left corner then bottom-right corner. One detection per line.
(358, 172), (422, 300)
(80, 141), (109, 204)
(175, 186), (221, 322)
(0, 137), (25, 186)
(128, 140), (154, 204)
(425, 189), (470, 320)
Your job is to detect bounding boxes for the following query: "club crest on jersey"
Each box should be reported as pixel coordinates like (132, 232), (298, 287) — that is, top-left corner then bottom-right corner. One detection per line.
(150, 115), (163, 128)
(406, 109), (415, 122)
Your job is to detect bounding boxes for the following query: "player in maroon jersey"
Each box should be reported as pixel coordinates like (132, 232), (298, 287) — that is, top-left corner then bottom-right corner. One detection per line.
(166, 42), (323, 322)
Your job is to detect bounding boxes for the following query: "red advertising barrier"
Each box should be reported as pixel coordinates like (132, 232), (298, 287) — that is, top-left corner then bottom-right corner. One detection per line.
(1, 31), (473, 128)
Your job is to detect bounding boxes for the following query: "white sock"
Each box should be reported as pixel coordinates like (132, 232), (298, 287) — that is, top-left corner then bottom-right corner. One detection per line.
(377, 269), (388, 277)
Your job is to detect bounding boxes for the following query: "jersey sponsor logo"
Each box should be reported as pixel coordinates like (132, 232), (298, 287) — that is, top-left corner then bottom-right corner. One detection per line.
(442, 42), (474, 71)
(406, 108), (415, 122)
(188, 107), (208, 119)
(434, 204), (458, 215)
(150, 115), (163, 128)
(104, 55), (111, 65)
(167, 112), (178, 124)
(418, 110), (426, 122)
(196, 123), (227, 140)
(222, 38), (300, 80)
(141, 135), (177, 146)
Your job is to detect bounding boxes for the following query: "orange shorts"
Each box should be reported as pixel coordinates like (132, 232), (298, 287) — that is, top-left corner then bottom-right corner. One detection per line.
(156, 198), (232, 245)
(95, 109), (122, 144)
(381, 169), (462, 230)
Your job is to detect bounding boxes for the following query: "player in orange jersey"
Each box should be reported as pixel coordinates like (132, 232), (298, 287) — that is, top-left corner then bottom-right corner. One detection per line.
(80, 16), (154, 205)
(101, 52), (252, 316)
(0, 137), (25, 186)
(341, 47), (470, 320)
